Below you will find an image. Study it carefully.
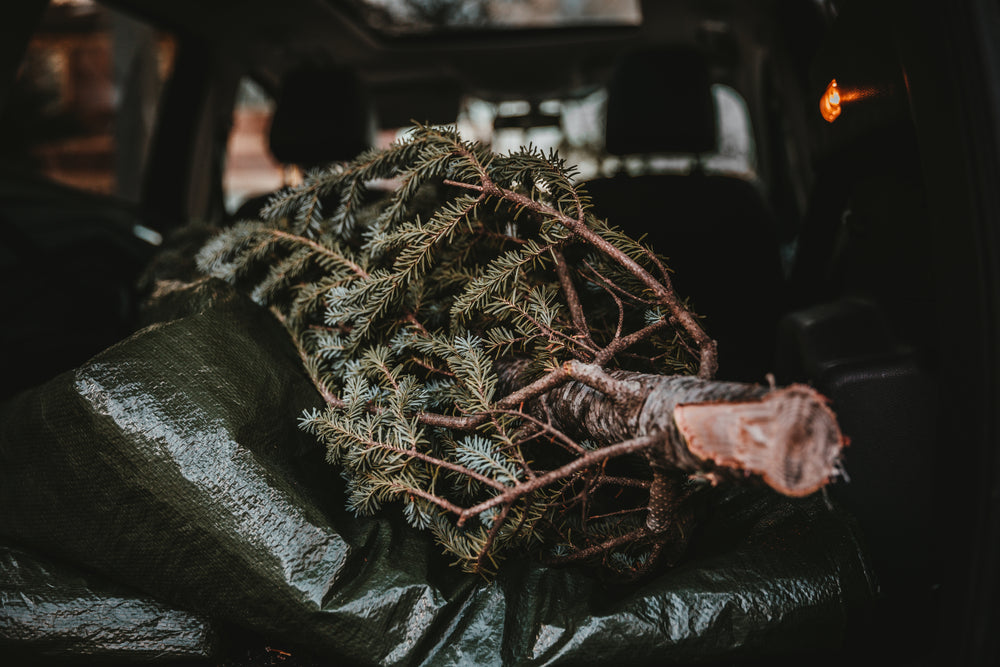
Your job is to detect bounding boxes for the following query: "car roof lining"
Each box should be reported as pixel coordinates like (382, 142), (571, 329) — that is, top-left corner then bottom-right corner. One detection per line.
(95, 0), (786, 101)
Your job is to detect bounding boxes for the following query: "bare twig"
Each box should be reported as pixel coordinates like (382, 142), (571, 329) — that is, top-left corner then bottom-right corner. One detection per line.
(491, 408), (587, 455)
(270, 307), (345, 410)
(543, 526), (651, 564)
(580, 259), (658, 306)
(398, 485), (466, 517)
(475, 502), (512, 574)
(594, 317), (673, 365)
(483, 180), (717, 378)
(551, 247), (594, 347)
(372, 440), (509, 492)
(458, 433), (663, 526)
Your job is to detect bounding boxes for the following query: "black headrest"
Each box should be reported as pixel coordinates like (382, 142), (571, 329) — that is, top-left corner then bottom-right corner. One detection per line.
(269, 66), (372, 167)
(373, 80), (461, 129)
(604, 48), (717, 155)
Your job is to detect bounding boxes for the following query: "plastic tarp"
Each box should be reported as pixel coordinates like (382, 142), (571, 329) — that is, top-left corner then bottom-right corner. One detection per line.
(0, 544), (218, 662)
(0, 278), (876, 665)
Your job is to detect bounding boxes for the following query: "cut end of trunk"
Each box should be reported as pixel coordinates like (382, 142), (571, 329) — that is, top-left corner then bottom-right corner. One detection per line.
(673, 384), (845, 497)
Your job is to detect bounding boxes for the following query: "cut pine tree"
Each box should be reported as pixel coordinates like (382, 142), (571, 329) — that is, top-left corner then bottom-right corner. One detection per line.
(195, 124), (847, 576)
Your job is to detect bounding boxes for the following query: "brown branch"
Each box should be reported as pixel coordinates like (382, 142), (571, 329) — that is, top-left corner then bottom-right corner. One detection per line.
(403, 312), (430, 334)
(585, 506), (648, 522)
(496, 365), (572, 411)
(406, 355), (456, 378)
(630, 539), (667, 579)
(594, 475), (652, 490)
(415, 411), (482, 430)
(481, 181), (717, 378)
(447, 142), (716, 377)
(543, 526), (651, 565)
(372, 359), (400, 392)
(568, 174), (586, 223)
(430, 136), (716, 377)
(594, 317), (673, 366)
(414, 363), (572, 430)
(373, 441), (509, 492)
(399, 485), (466, 517)
(270, 307), (345, 410)
(475, 502), (512, 574)
(457, 433), (662, 526)
(492, 408), (587, 455)
(610, 288), (626, 346)
(562, 360), (640, 404)
(551, 247), (593, 346)
(508, 494), (536, 544)
(641, 245), (673, 286)
(580, 259), (657, 306)
(471, 222), (529, 246)
(644, 467), (675, 533)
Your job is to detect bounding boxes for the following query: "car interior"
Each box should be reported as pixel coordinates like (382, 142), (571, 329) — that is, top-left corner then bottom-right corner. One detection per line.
(1, 0), (999, 664)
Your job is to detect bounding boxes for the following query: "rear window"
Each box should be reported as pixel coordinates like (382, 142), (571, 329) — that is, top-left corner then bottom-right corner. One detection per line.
(453, 84), (756, 182)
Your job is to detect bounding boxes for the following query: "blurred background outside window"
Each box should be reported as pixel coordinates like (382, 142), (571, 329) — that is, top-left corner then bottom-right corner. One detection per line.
(0, 0), (175, 201)
(223, 78), (288, 215)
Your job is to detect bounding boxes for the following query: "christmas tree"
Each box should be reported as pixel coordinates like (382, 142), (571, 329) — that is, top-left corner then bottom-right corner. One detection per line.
(197, 124), (844, 576)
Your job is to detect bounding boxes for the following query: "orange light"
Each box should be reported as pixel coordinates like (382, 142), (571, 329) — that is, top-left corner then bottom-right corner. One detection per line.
(820, 79), (842, 123)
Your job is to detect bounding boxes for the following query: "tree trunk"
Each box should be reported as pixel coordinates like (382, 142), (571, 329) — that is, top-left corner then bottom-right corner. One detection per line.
(510, 362), (845, 498)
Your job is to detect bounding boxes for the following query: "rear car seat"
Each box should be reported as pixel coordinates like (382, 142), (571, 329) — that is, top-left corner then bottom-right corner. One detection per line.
(584, 48), (786, 381)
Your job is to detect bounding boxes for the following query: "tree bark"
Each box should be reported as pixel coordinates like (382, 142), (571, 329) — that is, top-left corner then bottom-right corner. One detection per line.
(507, 362), (846, 498)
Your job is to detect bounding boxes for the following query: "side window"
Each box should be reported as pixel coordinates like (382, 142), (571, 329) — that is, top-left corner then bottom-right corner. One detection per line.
(0, 0), (175, 201)
(223, 77), (293, 216)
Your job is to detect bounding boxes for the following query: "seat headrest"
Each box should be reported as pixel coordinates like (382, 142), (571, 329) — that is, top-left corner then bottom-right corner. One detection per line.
(604, 48), (717, 156)
(269, 66), (372, 167)
(373, 80), (461, 129)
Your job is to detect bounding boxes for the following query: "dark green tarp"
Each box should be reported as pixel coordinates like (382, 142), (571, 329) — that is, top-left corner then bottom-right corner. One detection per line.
(0, 279), (876, 665)
(0, 544), (218, 662)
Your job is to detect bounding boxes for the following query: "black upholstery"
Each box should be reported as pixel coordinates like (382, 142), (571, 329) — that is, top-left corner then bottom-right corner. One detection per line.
(586, 48), (785, 381)
(605, 48), (716, 156)
(269, 66), (372, 168)
(585, 174), (784, 381)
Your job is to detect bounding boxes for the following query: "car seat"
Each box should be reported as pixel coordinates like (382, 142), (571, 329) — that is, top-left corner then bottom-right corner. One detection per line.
(584, 48), (786, 381)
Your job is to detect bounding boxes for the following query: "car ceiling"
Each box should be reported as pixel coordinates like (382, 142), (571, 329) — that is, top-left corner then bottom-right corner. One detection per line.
(97, 0), (792, 100)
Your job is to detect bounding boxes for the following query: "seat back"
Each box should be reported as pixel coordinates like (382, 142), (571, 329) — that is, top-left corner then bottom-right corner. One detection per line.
(585, 49), (785, 380)
(269, 66), (372, 168)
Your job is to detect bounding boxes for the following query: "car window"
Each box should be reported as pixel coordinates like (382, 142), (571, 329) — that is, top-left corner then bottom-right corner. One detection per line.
(223, 77), (295, 215)
(0, 0), (175, 202)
